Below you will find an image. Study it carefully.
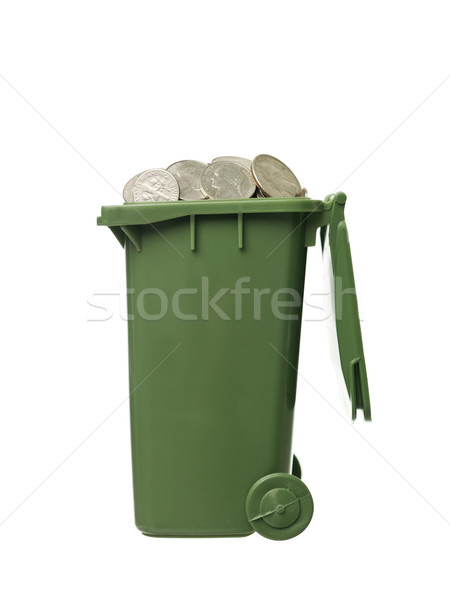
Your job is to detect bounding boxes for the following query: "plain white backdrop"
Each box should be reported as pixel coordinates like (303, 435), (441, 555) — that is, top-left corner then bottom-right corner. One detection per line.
(0, 1), (449, 598)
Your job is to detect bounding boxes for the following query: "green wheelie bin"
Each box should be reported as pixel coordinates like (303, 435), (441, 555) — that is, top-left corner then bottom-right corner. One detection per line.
(97, 191), (370, 540)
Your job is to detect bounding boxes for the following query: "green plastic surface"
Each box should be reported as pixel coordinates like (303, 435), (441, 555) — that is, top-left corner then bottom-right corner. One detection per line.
(322, 192), (371, 421)
(97, 193), (370, 539)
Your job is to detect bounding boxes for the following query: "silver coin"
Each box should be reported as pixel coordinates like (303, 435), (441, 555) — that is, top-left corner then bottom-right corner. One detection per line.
(212, 156), (252, 170)
(123, 171), (146, 203)
(133, 169), (179, 203)
(200, 161), (256, 200)
(166, 160), (207, 200)
(251, 154), (302, 198)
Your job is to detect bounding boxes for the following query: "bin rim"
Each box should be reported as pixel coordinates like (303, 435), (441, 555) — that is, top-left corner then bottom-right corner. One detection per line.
(97, 197), (325, 227)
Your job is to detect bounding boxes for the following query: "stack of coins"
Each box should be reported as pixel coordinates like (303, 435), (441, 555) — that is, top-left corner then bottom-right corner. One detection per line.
(122, 154), (307, 203)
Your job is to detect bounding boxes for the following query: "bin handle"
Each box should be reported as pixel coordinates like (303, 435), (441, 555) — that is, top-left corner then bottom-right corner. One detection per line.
(321, 192), (371, 421)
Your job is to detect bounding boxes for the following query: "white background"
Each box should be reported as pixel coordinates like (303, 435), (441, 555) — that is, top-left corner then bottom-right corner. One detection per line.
(1, 1), (449, 598)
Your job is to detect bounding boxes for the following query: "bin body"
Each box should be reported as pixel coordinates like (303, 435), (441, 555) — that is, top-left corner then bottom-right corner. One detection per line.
(125, 211), (307, 536)
(99, 193), (370, 539)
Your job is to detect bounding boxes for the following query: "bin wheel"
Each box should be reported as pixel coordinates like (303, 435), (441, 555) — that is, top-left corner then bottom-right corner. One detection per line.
(245, 473), (313, 541)
(292, 454), (302, 479)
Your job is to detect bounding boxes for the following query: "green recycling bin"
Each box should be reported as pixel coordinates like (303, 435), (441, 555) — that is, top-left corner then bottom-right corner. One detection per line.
(97, 192), (370, 540)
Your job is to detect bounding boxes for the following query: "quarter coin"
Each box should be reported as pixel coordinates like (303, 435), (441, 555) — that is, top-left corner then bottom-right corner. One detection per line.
(166, 160), (207, 200)
(251, 154), (302, 198)
(133, 169), (179, 203)
(200, 161), (256, 199)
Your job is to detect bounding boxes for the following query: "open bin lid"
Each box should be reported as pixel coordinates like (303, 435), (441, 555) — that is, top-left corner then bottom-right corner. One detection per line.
(322, 192), (371, 421)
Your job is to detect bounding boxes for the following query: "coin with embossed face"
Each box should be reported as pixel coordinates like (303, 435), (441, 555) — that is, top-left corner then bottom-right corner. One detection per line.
(123, 171), (145, 203)
(133, 169), (179, 203)
(212, 156), (252, 170)
(166, 160), (207, 200)
(200, 161), (256, 199)
(251, 154), (301, 198)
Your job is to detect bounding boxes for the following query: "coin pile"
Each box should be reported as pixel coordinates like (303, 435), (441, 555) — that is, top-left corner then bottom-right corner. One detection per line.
(123, 154), (307, 203)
